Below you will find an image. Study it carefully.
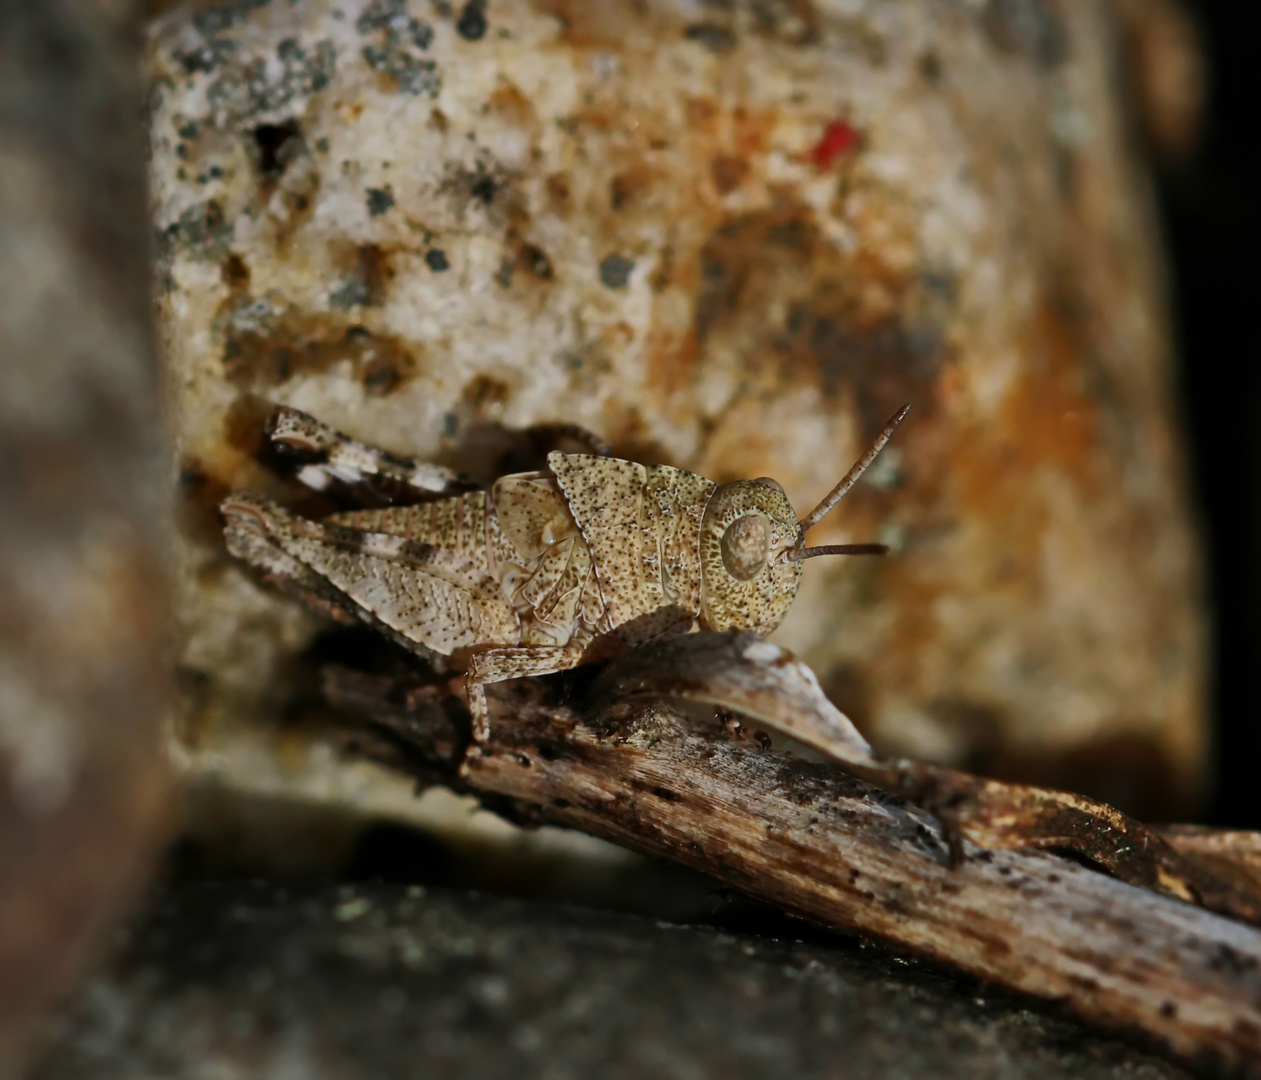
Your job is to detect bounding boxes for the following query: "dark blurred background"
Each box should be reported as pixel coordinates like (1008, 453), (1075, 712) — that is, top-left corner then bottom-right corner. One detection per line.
(1164, 2), (1261, 826)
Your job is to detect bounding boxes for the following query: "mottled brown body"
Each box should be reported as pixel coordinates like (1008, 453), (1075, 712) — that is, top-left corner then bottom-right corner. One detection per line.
(222, 406), (902, 744)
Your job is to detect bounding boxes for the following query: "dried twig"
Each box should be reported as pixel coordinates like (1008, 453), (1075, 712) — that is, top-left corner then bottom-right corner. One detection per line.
(324, 634), (1261, 1075)
(591, 632), (1261, 926)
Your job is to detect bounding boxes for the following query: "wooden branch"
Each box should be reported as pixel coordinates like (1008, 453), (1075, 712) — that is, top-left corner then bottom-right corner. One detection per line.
(1162, 827), (1261, 899)
(325, 660), (1261, 1076)
(591, 632), (1261, 927)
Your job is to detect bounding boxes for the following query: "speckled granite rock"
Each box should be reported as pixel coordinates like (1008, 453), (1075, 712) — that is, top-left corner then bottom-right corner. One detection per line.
(32, 881), (1194, 1080)
(148, 0), (1205, 821)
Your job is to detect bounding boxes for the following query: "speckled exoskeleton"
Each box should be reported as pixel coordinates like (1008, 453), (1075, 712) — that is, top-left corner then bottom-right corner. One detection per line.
(222, 405), (907, 748)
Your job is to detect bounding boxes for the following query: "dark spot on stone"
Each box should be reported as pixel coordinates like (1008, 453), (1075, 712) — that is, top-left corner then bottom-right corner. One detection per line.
(547, 173), (571, 211)
(251, 119), (302, 180)
(222, 311), (418, 393)
(361, 358), (402, 396)
(456, 1), (488, 41)
(158, 198), (232, 263)
(747, 0), (821, 46)
(440, 158), (512, 219)
(653, 787), (680, 802)
(685, 23), (737, 54)
(497, 237), (553, 287)
(609, 169), (652, 211)
(552, 797), (570, 808)
(363, 46), (440, 96)
(176, 45), (218, 75)
(366, 185), (395, 216)
(520, 243), (553, 280)
(919, 51), (943, 82)
(461, 374), (512, 413)
(470, 173), (499, 206)
(1160, 1001), (1177, 1019)
(221, 253), (250, 290)
(599, 254), (635, 289)
(981, 0), (1068, 68)
(206, 36), (336, 129)
(358, 2), (439, 96)
(356, 0), (434, 48)
(329, 243), (392, 309)
(425, 248), (450, 272)
(710, 154), (748, 194)
(192, 0), (270, 40)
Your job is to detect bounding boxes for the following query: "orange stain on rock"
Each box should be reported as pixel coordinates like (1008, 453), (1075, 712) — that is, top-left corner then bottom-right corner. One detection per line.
(939, 296), (1105, 584)
(644, 326), (701, 399)
(532, 0), (666, 49)
(487, 80), (537, 128)
(954, 297), (1102, 513)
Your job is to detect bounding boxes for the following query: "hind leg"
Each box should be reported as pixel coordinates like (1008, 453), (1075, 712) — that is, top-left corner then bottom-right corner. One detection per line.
(266, 406), (476, 507)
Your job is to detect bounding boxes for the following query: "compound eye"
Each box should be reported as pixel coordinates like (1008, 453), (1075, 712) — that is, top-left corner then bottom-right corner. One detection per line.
(720, 513), (770, 581)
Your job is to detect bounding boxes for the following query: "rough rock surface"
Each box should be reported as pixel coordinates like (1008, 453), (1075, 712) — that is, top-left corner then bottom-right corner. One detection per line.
(32, 881), (1194, 1080)
(0, 2), (171, 1076)
(148, 0), (1205, 819)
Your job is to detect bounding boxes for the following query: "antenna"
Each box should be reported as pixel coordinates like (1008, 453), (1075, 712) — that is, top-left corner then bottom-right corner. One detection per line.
(780, 543), (889, 564)
(797, 405), (910, 534)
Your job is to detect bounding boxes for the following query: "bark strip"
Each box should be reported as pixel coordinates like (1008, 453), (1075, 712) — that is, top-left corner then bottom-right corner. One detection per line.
(325, 663), (1261, 1076)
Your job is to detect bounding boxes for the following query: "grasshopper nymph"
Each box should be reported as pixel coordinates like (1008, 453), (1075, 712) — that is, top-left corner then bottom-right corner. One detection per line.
(222, 405), (908, 749)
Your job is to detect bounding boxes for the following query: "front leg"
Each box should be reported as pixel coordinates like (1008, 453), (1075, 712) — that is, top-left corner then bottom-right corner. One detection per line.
(464, 642), (591, 751)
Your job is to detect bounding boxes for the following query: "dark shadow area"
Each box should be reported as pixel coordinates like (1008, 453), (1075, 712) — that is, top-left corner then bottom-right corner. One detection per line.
(1159, 3), (1261, 826)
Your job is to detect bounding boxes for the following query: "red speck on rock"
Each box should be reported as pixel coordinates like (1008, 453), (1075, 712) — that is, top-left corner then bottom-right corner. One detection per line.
(812, 120), (860, 168)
